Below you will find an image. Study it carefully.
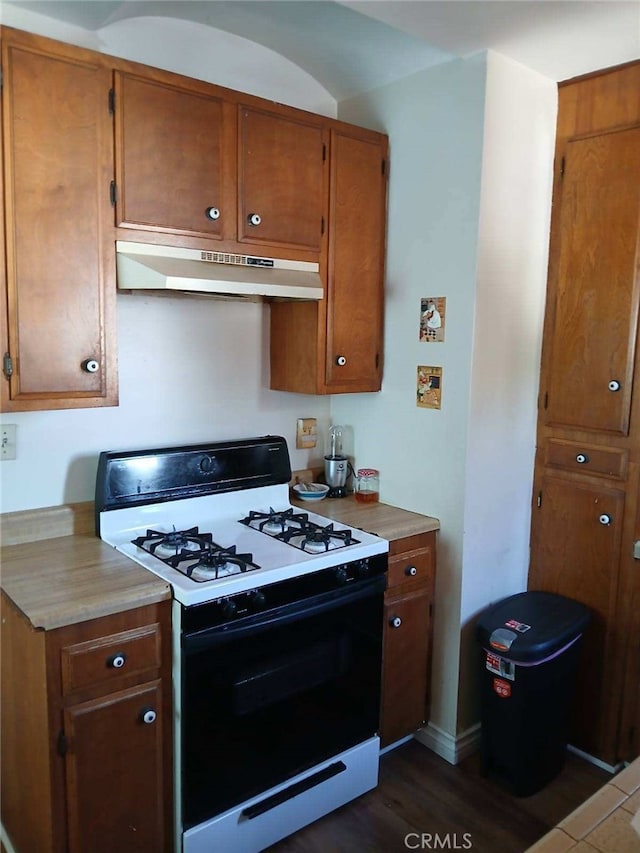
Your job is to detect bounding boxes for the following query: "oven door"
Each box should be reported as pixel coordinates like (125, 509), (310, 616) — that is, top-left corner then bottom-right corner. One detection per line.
(181, 574), (385, 830)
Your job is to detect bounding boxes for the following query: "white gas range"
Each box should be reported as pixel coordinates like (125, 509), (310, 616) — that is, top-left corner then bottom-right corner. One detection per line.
(95, 436), (388, 853)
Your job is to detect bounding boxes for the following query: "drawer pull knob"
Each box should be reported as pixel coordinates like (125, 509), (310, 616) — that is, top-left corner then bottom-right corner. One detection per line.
(608, 380), (621, 392)
(389, 616), (402, 629)
(576, 454), (589, 464)
(599, 513), (612, 526)
(205, 206), (220, 220)
(141, 708), (157, 725)
(82, 358), (99, 373)
(247, 212), (262, 227)
(108, 653), (126, 669)
(405, 565), (417, 576)
(336, 355), (347, 366)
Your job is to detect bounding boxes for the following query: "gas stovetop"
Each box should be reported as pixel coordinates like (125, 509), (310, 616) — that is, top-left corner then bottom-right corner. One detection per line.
(95, 437), (387, 607)
(101, 491), (386, 606)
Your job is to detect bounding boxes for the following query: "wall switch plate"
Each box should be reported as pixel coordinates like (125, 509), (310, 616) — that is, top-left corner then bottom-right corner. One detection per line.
(296, 418), (317, 449)
(1, 424), (16, 460)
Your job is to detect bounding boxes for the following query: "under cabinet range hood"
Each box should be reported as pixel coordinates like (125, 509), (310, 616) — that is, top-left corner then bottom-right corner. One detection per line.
(115, 241), (323, 301)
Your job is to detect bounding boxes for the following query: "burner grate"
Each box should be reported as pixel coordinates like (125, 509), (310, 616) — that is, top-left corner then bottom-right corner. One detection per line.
(132, 526), (213, 556)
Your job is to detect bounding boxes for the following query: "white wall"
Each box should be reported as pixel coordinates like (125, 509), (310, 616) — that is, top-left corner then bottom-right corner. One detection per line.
(334, 55), (489, 737)
(457, 52), (556, 730)
(334, 51), (556, 745)
(0, 8), (336, 513)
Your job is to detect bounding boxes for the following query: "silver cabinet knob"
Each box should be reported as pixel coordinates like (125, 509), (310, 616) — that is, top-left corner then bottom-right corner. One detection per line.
(247, 213), (262, 227)
(576, 454), (589, 464)
(389, 616), (402, 628)
(82, 359), (99, 373)
(599, 513), (612, 525)
(141, 709), (157, 725)
(608, 380), (621, 392)
(205, 207), (220, 220)
(108, 653), (126, 669)
(336, 355), (347, 366)
(405, 565), (417, 576)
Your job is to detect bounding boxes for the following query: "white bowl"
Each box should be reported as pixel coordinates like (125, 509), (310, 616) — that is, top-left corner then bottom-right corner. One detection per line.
(293, 483), (330, 501)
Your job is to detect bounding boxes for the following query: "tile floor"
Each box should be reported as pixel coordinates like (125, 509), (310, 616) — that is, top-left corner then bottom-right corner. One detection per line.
(527, 758), (640, 852)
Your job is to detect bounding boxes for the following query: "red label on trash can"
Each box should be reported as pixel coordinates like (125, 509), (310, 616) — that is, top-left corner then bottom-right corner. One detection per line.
(493, 677), (511, 698)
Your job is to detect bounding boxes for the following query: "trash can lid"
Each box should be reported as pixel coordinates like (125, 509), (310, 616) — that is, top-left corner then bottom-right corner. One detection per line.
(475, 591), (590, 663)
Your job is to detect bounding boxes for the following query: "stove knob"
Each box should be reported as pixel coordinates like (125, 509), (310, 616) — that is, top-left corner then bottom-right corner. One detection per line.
(220, 599), (237, 620)
(356, 559), (370, 578)
(249, 590), (267, 612)
(334, 566), (348, 585)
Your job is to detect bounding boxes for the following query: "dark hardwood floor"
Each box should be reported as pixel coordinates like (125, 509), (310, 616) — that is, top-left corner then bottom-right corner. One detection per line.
(268, 741), (611, 853)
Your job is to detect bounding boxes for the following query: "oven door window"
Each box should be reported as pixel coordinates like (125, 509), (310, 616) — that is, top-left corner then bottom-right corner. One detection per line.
(182, 584), (383, 829)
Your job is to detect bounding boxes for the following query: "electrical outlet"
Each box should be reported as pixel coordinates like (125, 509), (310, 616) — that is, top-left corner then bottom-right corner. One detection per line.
(1, 424), (16, 460)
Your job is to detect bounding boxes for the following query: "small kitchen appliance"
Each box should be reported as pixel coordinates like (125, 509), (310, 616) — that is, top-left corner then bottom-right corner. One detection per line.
(95, 436), (388, 853)
(324, 424), (350, 498)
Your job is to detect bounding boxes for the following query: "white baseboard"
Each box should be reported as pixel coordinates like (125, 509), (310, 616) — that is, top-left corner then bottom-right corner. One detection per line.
(413, 722), (482, 765)
(567, 743), (623, 775)
(1, 824), (17, 853)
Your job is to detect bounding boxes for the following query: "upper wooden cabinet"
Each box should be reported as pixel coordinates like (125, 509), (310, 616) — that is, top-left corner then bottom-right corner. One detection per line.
(270, 126), (387, 394)
(1, 28), (118, 411)
(1, 26), (388, 408)
(114, 71), (234, 241)
(237, 105), (326, 252)
(543, 125), (640, 435)
(115, 71), (327, 255)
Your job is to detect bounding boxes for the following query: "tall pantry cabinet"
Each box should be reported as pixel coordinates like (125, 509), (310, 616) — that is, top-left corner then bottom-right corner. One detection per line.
(528, 61), (640, 765)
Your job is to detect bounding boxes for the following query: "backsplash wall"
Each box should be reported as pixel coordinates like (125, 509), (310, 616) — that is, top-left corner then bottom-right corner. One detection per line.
(1, 294), (330, 513)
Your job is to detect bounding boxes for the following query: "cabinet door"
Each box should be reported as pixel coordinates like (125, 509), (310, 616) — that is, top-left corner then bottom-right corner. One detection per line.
(528, 476), (626, 758)
(2, 33), (117, 410)
(325, 129), (386, 392)
(380, 588), (430, 747)
(544, 126), (640, 434)
(238, 106), (326, 251)
(64, 681), (165, 853)
(115, 72), (234, 240)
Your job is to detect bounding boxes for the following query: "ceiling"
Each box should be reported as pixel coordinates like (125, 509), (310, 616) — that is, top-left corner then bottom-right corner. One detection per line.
(4, 0), (640, 99)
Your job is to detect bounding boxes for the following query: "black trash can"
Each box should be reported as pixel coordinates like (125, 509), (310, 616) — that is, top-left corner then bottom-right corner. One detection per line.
(475, 590), (590, 797)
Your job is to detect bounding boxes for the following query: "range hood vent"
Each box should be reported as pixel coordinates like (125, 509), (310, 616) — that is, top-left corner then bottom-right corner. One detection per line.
(116, 241), (323, 301)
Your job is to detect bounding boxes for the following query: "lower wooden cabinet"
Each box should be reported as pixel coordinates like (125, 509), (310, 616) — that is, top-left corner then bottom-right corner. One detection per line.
(380, 532), (436, 747)
(0, 595), (173, 853)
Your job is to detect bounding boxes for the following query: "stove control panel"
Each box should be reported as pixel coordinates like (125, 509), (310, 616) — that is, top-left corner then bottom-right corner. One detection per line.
(182, 552), (388, 633)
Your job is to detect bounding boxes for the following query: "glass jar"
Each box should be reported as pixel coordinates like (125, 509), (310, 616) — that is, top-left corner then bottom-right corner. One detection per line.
(355, 468), (380, 503)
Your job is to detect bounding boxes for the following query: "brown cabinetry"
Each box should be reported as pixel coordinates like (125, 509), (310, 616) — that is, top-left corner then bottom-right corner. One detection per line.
(0, 595), (173, 853)
(1, 27), (118, 412)
(237, 105), (326, 252)
(114, 71), (234, 242)
(270, 125), (387, 394)
(528, 61), (640, 764)
(380, 531), (436, 747)
(1, 25), (388, 408)
(114, 70), (327, 255)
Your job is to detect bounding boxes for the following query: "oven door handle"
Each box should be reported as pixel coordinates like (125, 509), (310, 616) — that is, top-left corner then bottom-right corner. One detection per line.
(183, 573), (385, 652)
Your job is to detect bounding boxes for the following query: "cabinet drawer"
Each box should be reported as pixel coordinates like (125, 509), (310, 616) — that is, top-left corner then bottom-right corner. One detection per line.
(61, 623), (162, 696)
(387, 546), (433, 591)
(545, 440), (629, 480)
